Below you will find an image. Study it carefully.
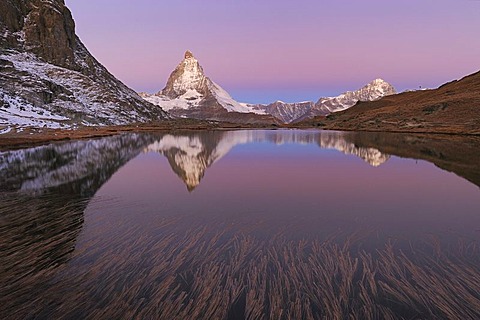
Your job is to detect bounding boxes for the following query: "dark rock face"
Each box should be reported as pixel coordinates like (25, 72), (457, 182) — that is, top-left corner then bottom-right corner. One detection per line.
(1, 0), (76, 68)
(0, 0), (168, 128)
(0, 0), (26, 47)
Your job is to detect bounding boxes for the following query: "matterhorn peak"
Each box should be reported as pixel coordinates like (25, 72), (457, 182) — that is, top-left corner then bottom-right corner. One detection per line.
(160, 50), (207, 98)
(184, 50), (195, 59)
(143, 51), (261, 115)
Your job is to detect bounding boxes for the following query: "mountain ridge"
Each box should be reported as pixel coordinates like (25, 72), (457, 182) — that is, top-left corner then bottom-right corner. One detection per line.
(248, 79), (397, 123)
(0, 0), (168, 129)
(141, 50), (278, 124)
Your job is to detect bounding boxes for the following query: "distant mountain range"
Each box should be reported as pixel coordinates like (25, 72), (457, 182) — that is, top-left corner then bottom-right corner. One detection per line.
(141, 51), (396, 124)
(248, 79), (396, 123)
(0, 0), (168, 130)
(307, 70), (480, 135)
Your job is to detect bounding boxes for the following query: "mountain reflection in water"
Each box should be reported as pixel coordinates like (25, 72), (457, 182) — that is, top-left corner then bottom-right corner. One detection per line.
(2, 130), (479, 194)
(145, 130), (391, 191)
(1, 130), (480, 319)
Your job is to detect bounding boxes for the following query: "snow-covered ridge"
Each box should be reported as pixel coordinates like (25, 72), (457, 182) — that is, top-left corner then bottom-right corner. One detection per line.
(169, 51), (208, 97)
(317, 78), (397, 113)
(0, 0), (168, 130)
(0, 51), (167, 130)
(139, 50), (396, 123)
(248, 79), (397, 123)
(0, 86), (69, 129)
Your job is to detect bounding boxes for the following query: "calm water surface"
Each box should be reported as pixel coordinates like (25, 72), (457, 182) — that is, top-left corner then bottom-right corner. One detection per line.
(1, 130), (479, 319)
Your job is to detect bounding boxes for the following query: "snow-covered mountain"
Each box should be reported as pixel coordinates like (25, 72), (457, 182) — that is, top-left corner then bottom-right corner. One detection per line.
(140, 51), (277, 124)
(0, 0), (168, 130)
(249, 79), (397, 123)
(314, 79), (397, 114)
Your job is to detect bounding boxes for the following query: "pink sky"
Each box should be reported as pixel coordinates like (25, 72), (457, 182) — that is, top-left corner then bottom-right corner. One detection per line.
(65, 0), (480, 103)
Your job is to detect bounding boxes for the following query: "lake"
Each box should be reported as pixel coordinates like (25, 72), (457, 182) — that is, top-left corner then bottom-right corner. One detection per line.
(1, 129), (480, 319)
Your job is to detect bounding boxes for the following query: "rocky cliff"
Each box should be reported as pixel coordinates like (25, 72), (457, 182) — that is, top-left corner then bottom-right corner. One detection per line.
(0, 0), (168, 129)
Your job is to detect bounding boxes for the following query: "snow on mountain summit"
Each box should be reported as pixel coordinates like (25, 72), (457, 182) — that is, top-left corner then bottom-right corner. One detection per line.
(141, 51), (264, 117)
(315, 78), (397, 114)
(160, 50), (208, 99)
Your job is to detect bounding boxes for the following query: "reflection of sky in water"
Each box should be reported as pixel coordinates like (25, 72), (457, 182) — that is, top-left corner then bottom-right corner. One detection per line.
(84, 135), (480, 246)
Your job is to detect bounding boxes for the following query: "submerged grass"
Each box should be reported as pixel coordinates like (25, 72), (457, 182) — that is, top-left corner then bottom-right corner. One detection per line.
(1, 195), (479, 319)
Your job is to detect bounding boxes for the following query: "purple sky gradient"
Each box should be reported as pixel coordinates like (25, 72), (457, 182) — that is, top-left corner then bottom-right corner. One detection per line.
(65, 0), (480, 103)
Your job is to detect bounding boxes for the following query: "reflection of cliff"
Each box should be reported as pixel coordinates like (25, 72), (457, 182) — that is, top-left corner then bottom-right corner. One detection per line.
(0, 133), (156, 196)
(0, 133), (157, 314)
(146, 130), (391, 190)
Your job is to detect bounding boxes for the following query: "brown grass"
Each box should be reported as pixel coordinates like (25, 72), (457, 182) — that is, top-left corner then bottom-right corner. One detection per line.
(297, 70), (480, 135)
(1, 196), (479, 320)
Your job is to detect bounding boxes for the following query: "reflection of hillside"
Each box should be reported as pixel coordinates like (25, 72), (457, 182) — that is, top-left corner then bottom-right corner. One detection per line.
(146, 130), (391, 190)
(0, 134), (157, 314)
(316, 132), (391, 167)
(264, 131), (391, 166)
(342, 132), (480, 188)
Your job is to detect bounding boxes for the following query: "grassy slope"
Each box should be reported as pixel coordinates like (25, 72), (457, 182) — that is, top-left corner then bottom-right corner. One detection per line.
(300, 70), (480, 135)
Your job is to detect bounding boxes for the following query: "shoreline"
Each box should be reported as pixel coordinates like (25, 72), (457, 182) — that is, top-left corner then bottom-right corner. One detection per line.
(0, 120), (280, 150)
(294, 125), (480, 137)
(1, 121), (479, 150)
